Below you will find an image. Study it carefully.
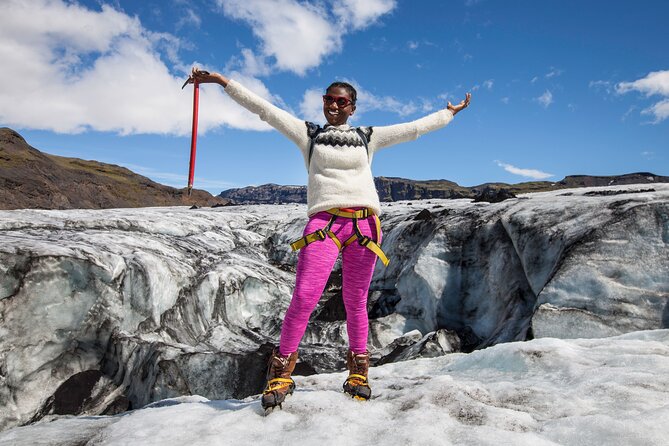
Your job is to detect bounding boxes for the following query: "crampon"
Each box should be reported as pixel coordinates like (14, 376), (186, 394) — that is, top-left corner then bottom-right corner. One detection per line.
(343, 374), (371, 401)
(262, 377), (295, 414)
(343, 351), (372, 401)
(261, 349), (298, 415)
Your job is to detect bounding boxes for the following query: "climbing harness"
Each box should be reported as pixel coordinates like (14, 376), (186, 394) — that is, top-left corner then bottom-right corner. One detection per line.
(290, 207), (389, 266)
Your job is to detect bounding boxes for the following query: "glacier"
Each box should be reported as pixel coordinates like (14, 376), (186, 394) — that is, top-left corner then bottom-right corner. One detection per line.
(1, 330), (668, 446)
(0, 184), (668, 435)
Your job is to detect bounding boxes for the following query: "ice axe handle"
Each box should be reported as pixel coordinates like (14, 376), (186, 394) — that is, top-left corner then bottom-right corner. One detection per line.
(187, 80), (200, 196)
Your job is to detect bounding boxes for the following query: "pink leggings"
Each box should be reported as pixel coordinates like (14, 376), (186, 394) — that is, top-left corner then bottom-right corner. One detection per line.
(279, 211), (381, 355)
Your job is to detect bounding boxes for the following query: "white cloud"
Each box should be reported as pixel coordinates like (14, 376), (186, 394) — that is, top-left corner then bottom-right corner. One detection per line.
(617, 70), (669, 96)
(495, 161), (553, 180)
(299, 88), (326, 124)
(217, 0), (396, 76)
(589, 80), (614, 95)
(641, 98), (669, 123)
(0, 0), (273, 135)
(216, 0), (340, 76)
(545, 67), (563, 78)
(531, 68), (562, 84)
(420, 98), (435, 113)
(617, 70), (669, 123)
(500, 97), (509, 104)
(408, 41), (419, 50)
(472, 79), (493, 91)
(621, 105), (638, 122)
(333, 0), (396, 30)
(237, 48), (272, 77)
(356, 86), (421, 117)
(535, 90), (553, 108)
(176, 8), (202, 30)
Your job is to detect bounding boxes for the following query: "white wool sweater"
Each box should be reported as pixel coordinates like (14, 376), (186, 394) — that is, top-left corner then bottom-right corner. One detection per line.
(224, 79), (454, 216)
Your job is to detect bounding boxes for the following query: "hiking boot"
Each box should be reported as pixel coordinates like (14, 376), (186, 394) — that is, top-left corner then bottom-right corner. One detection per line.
(261, 349), (298, 410)
(343, 350), (371, 400)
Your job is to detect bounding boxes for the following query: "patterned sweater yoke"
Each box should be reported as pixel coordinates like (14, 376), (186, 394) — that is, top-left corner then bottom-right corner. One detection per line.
(309, 124), (373, 149)
(224, 79), (454, 216)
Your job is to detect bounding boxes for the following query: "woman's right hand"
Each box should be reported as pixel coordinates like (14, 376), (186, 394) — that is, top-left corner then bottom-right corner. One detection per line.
(186, 67), (229, 87)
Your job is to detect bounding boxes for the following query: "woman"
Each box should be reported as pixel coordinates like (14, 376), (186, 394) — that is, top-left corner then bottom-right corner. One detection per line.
(187, 68), (470, 410)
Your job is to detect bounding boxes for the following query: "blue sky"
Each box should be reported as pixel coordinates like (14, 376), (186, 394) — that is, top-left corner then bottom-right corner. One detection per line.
(1, 0), (667, 194)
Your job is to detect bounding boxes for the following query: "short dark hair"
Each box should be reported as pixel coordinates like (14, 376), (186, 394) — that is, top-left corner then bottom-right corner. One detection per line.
(326, 82), (357, 104)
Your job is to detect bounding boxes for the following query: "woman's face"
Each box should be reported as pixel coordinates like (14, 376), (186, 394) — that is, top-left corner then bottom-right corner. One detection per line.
(323, 86), (355, 126)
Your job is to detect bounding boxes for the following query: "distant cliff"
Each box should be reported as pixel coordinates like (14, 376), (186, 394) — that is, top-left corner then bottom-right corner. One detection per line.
(219, 173), (669, 204)
(0, 128), (227, 210)
(218, 183), (308, 204)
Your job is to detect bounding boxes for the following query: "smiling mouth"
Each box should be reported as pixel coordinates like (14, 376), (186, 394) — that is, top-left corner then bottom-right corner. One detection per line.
(327, 110), (339, 116)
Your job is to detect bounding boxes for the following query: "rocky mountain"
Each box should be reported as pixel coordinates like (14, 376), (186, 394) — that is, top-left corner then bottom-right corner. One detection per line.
(219, 173), (669, 204)
(219, 183), (307, 204)
(3, 127), (666, 210)
(1, 184), (667, 431)
(0, 128), (227, 210)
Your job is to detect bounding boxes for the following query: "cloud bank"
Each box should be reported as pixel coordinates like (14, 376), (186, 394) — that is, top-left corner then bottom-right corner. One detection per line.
(0, 0), (398, 135)
(0, 0), (274, 135)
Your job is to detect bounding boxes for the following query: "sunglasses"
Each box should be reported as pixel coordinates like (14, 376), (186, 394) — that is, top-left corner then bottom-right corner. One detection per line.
(323, 94), (354, 108)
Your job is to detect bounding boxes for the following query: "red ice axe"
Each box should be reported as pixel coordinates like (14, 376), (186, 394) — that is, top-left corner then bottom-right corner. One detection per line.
(182, 71), (209, 196)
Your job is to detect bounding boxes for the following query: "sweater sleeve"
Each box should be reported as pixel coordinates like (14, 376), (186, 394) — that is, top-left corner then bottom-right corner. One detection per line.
(224, 79), (310, 153)
(368, 108), (454, 153)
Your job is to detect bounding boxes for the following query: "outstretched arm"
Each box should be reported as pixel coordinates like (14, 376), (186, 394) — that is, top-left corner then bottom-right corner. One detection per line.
(369, 93), (471, 153)
(187, 68), (310, 152)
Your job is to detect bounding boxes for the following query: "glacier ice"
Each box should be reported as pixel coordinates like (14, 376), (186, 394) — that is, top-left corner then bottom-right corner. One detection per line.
(0, 184), (668, 431)
(1, 330), (668, 446)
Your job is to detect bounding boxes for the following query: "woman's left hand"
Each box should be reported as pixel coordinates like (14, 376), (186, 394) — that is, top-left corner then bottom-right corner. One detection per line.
(447, 93), (471, 115)
(182, 67), (230, 88)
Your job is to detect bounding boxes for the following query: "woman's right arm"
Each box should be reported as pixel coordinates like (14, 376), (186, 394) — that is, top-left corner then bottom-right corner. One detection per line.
(187, 68), (310, 151)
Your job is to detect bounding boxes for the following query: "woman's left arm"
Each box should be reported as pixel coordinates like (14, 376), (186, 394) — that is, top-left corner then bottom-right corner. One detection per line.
(369, 93), (471, 153)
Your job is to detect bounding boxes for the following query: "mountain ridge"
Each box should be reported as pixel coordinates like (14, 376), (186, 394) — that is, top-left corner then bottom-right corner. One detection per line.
(0, 127), (227, 210)
(2, 127), (667, 209)
(219, 172), (669, 204)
